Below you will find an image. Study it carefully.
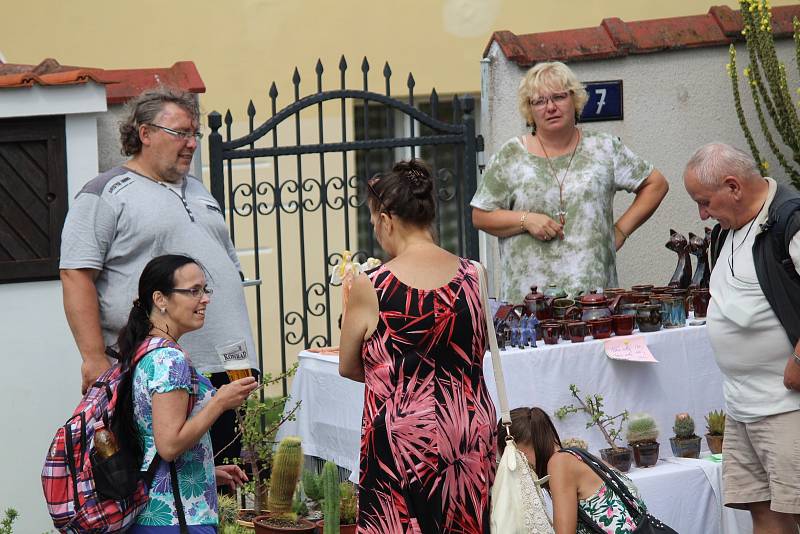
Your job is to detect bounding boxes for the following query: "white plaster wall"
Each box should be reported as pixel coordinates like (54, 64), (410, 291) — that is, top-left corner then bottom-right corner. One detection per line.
(482, 39), (799, 291)
(0, 282), (80, 534)
(0, 102), (100, 533)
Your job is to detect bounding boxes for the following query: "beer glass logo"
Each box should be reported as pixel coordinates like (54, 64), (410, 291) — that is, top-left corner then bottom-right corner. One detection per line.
(216, 340), (251, 381)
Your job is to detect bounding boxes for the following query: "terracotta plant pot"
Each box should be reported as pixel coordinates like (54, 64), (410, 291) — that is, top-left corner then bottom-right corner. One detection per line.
(630, 441), (660, 468)
(599, 447), (633, 472)
(705, 433), (723, 454)
(237, 509), (257, 529)
(253, 514), (317, 534)
(669, 436), (702, 459)
(315, 520), (357, 534)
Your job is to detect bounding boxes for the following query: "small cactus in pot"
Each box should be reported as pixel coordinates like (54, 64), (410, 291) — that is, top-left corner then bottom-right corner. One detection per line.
(669, 413), (702, 458)
(626, 413), (660, 467)
(704, 410), (726, 454)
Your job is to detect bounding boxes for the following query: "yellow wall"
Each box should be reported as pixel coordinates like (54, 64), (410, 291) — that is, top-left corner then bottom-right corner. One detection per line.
(5, 0), (797, 380)
(3, 0), (797, 117)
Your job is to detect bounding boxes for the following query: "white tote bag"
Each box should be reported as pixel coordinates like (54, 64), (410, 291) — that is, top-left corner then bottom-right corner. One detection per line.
(471, 261), (554, 534)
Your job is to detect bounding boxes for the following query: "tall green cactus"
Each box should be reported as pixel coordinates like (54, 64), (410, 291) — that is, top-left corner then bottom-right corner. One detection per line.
(322, 461), (341, 534)
(728, 0), (800, 187)
(267, 436), (303, 521)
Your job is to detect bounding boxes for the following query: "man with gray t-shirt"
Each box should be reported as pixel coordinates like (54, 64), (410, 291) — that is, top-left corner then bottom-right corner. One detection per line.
(59, 87), (257, 464)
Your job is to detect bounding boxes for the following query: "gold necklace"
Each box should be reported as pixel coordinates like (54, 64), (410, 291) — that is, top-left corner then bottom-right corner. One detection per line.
(535, 128), (580, 226)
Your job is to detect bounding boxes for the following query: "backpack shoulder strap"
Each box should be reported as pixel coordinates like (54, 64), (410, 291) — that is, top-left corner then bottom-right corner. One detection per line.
(766, 194), (800, 280)
(709, 223), (728, 271)
(132, 337), (198, 412)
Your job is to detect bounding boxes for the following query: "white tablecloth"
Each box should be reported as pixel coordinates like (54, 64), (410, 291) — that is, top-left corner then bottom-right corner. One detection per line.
(280, 324), (726, 471)
(277, 325), (749, 533)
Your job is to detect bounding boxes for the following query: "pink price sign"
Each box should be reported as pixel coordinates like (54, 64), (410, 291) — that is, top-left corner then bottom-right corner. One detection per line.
(603, 335), (658, 363)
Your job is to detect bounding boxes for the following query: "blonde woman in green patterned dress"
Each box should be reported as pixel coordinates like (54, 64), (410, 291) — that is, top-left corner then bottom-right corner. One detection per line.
(498, 407), (648, 534)
(472, 61), (669, 302)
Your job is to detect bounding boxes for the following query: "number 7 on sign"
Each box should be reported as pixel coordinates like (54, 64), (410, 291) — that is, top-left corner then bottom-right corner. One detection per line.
(595, 88), (607, 114)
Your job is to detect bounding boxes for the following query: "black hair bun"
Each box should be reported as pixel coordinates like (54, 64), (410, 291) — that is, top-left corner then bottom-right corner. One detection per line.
(393, 159), (433, 199)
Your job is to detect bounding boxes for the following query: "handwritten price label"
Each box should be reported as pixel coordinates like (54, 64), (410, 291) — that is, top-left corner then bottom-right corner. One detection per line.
(604, 335), (658, 363)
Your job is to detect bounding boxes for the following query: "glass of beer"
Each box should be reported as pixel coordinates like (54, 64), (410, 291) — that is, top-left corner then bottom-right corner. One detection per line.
(216, 340), (252, 381)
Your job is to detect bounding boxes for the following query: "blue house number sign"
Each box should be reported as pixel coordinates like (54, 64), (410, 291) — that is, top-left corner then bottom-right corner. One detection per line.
(579, 80), (623, 122)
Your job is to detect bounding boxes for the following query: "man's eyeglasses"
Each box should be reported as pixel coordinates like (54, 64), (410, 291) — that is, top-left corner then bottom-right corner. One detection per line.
(530, 91), (571, 109)
(148, 123), (204, 141)
(172, 286), (214, 299)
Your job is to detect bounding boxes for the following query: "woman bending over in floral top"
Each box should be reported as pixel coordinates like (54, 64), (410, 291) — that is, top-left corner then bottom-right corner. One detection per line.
(499, 407), (647, 534)
(113, 254), (258, 533)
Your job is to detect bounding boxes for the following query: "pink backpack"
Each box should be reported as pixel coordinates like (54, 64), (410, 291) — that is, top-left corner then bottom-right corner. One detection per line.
(42, 337), (196, 533)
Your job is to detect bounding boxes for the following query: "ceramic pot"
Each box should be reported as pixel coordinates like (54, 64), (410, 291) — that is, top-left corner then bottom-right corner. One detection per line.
(692, 289), (711, 319)
(636, 304), (662, 332)
(552, 298), (575, 320)
(253, 515), (316, 534)
(660, 296), (686, 328)
(567, 321), (588, 343)
(600, 447), (633, 472)
(651, 286), (672, 295)
(630, 441), (660, 468)
(543, 283), (568, 300)
(566, 292), (621, 322)
(612, 314), (635, 336)
(587, 317), (613, 339)
(669, 436), (702, 459)
(667, 287), (690, 309)
(705, 433), (723, 454)
(316, 520), (357, 534)
(541, 322), (561, 345)
(619, 303), (641, 317)
(631, 284), (654, 294)
(524, 285), (553, 321)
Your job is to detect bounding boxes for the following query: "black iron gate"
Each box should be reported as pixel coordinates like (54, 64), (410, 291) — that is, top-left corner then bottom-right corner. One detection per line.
(207, 57), (480, 391)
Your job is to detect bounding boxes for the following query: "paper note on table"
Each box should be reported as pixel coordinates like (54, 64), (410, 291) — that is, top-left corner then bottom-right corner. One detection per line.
(603, 335), (658, 362)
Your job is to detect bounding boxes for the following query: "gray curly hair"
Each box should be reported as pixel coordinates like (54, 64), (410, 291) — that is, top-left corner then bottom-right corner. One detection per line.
(119, 86), (199, 156)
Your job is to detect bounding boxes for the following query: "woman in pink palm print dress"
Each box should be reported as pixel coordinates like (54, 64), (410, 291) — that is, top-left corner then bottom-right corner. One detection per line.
(339, 159), (497, 533)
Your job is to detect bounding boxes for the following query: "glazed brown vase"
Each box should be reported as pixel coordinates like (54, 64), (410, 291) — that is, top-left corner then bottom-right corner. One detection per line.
(692, 289), (711, 319)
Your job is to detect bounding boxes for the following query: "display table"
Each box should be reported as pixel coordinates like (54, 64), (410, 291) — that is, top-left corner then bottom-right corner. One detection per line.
(277, 325), (749, 532)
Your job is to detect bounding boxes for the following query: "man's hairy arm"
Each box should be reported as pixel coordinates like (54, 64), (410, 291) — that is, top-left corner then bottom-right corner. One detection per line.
(61, 268), (111, 393)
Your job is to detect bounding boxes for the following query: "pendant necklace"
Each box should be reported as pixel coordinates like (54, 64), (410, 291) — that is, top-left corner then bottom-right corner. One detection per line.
(150, 325), (178, 344)
(536, 128), (580, 226)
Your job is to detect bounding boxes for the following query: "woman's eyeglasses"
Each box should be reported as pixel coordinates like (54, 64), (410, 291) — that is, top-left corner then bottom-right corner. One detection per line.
(530, 91), (571, 109)
(172, 286), (214, 299)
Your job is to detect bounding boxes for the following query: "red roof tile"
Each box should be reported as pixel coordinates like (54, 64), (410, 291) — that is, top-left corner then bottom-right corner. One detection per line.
(0, 59), (205, 104)
(484, 4), (800, 66)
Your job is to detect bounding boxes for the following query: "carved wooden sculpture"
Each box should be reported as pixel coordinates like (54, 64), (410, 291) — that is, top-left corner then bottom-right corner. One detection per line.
(688, 228), (711, 288)
(666, 229), (693, 288)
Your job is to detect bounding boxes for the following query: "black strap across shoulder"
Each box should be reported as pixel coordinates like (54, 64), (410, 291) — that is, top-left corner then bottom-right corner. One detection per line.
(170, 460), (189, 534)
(561, 447), (677, 534)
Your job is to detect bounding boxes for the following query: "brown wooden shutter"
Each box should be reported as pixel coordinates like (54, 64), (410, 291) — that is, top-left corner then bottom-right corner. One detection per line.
(0, 115), (67, 282)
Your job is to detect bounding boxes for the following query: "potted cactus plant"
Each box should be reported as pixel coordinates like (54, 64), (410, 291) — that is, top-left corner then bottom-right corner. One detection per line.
(626, 413), (660, 468)
(704, 410), (726, 454)
(669, 413), (702, 458)
(253, 436), (316, 534)
(315, 461), (357, 534)
(555, 384), (632, 472)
